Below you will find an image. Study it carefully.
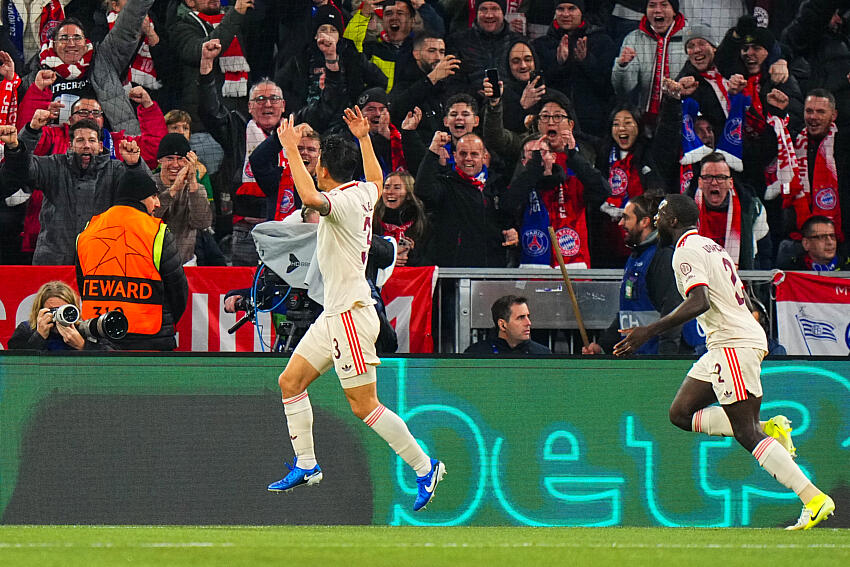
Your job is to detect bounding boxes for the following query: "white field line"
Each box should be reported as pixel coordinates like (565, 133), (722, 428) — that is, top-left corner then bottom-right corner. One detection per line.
(0, 542), (849, 550)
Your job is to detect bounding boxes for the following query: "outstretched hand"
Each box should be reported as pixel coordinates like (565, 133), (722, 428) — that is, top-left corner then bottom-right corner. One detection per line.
(343, 106), (370, 139)
(612, 326), (652, 356)
(276, 115), (300, 149)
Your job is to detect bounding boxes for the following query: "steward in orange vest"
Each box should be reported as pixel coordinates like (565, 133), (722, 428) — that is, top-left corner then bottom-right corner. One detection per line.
(76, 169), (188, 350)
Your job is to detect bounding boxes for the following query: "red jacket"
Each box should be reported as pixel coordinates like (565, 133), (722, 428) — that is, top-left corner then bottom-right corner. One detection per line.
(16, 82), (166, 168)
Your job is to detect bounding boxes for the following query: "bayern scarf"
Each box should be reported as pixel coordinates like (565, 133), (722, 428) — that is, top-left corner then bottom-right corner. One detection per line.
(694, 186), (743, 265)
(764, 113), (803, 204)
(795, 123), (842, 240)
(107, 10), (161, 90)
(606, 147), (644, 209)
(239, 120), (297, 223)
(192, 11), (249, 98)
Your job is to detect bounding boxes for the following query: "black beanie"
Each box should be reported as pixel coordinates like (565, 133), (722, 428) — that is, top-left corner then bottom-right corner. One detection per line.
(557, 1), (585, 13)
(312, 5), (345, 37)
(735, 15), (775, 51)
(476, 0), (507, 14)
(156, 133), (191, 160)
(116, 169), (158, 205)
(357, 87), (389, 107)
(645, 0), (679, 13)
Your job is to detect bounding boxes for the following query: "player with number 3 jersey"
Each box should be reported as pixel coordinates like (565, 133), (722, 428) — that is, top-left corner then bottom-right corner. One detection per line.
(266, 108), (445, 512)
(614, 192), (835, 530)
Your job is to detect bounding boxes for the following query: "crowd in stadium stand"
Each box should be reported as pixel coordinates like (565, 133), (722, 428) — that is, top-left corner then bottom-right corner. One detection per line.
(0, 0), (849, 275)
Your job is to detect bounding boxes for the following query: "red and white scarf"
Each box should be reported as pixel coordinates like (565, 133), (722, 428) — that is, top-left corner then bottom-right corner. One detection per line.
(0, 72), (20, 161)
(695, 186), (742, 265)
(193, 11), (249, 98)
(765, 114), (803, 204)
(606, 148), (644, 208)
(38, 39), (93, 80)
(381, 219), (414, 242)
(699, 69), (730, 116)
(639, 13), (686, 116)
(795, 123), (842, 240)
(236, 120), (296, 224)
(107, 10), (161, 90)
(454, 164), (487, 190)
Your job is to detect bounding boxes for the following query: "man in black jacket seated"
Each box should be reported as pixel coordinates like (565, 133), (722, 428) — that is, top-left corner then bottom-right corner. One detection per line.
(465, 295), (552, 355)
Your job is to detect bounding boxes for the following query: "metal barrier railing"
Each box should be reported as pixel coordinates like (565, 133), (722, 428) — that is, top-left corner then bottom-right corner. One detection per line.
(433, 268), (850, 353)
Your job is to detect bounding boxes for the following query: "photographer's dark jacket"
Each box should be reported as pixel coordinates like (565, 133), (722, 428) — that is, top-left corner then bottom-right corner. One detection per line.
(8, 322), (112, 351)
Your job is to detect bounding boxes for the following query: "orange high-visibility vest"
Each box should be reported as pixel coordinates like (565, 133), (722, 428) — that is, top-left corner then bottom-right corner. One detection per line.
(77, 205), (167, 334)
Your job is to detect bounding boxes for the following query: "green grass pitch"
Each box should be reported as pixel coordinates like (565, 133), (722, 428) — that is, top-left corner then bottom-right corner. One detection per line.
(0, 526), (848, 566)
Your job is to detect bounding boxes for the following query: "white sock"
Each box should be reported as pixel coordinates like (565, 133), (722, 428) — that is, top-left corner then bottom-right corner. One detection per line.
(752, 437), (810, 495)
(692, 406), (734, 436)
(364, 404), (432, 476)
(282, 391), (317, 469)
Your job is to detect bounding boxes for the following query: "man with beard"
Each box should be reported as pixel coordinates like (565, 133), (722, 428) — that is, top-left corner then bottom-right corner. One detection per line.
(0, 120), (148, 265)
(344, 0), (444, 91)
(583, 193), (684, 355)
(198, 39), (293, 266)
(389, 32), (460, 145)
(613, 193), (835, 531)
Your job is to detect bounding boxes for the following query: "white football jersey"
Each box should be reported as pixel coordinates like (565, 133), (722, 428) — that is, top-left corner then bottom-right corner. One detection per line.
(317, 180), (378, 315)
(672, 229), (767, 350)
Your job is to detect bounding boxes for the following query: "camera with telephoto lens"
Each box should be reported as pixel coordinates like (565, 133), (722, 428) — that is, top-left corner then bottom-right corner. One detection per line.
(49, 304), (80, 326)
(78, 310), (129, 341)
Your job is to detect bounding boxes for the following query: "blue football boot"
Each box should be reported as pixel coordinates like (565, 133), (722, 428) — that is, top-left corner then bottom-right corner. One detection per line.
(413, 459), (446, 511)
(268, 458), (323, 492)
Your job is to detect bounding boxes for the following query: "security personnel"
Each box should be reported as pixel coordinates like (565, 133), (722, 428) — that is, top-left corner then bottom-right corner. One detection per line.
(584, 194), (696, 355)
(76, 169), (188, 351)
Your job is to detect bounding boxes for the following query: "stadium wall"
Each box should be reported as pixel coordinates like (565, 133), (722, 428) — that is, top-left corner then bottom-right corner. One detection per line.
(1, 354), (848, 527)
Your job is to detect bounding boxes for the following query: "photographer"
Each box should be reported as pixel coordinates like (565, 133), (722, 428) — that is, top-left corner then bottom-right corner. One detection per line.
(8, 281), (112, 351)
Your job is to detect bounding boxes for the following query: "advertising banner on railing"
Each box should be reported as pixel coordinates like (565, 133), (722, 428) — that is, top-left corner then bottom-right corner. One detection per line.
(774, 270), (850, 356)
(0, 266), (435, 353)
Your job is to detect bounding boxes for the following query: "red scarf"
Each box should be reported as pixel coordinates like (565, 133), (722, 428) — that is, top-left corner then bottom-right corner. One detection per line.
(680, 162), (694, 194)
(107, 11), (161, 90)
(236, 120), (297, 224)
(388, 124), (407, 172)
(454, 164), (487, 190)
(638, 13), (686, 116)
(742, 74), (767, 135)
(0, 72), (21, 132)
(541, 177), (590, 267)
(795, 123), (842, 240)
(606, 149), (644, 208)
(699, 69), (730, 115)
(194, 11), (249, 98)
(39, 39), (93, 80)
(765, 114), (805, 236)
(695, 187), (743, 266)
(381, 219), (414, 242)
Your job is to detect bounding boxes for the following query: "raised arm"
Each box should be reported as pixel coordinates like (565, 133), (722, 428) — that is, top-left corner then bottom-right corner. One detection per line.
(343, 106), (382, 194)
(278, 116), (324, 210)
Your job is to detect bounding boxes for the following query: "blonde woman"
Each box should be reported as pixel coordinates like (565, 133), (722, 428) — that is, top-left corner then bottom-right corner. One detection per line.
(8, 281), (108, 350)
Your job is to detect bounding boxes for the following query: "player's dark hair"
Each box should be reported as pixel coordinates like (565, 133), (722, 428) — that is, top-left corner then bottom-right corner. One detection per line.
(445, 93), (479, 117)
(69, 119), (102, 142)
(663, 194), (700, 228)
(801, 215), (835, 238)
(491, 295), (527, 327)
(319, 134), (360, 183)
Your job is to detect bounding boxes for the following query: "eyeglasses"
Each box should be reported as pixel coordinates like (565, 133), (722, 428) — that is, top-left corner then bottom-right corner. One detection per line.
(250, 95), (284, 104)
(699, 174), (732, 183)
(56, 34), (85, 44)
(538, 113), (569, 123)
(806, 233), (837, 241)
(72, 109), (103, 118)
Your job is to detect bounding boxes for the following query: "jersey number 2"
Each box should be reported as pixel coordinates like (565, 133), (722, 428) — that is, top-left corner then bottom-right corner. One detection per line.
(721, 257), (746, 306)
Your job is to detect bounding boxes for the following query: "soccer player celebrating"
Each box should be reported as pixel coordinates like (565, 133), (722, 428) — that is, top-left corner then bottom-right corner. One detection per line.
(267, 108), (445, 511)
(613, 194), (835, 530)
